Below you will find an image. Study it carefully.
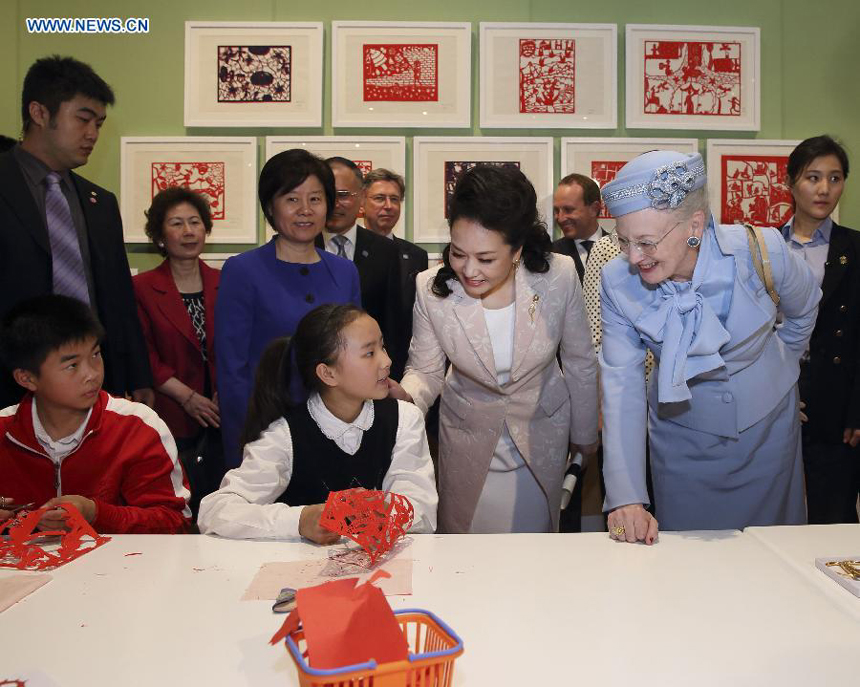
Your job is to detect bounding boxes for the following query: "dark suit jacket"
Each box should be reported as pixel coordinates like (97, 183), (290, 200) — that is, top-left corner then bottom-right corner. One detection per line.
(392, 235), (429, 379)
(0, 150), (152, 408)
(551, 229), (608, 284)
(317, 226), (404, 378)
(791, 222), (860, 442)
(133, 259), (220, 439)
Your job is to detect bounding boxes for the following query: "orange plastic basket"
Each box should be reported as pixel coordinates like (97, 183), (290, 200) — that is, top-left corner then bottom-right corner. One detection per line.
(283, 608), (464, 687)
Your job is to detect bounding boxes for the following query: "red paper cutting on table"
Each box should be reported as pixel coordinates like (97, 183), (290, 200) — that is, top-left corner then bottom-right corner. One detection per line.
(0, 504), (110, 571)
(270, 570), (408, 669)
(319, 489), (413, 565)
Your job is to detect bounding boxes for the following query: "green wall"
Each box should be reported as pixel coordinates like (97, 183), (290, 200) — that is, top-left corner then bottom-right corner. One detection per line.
(3, 0), (858, 272)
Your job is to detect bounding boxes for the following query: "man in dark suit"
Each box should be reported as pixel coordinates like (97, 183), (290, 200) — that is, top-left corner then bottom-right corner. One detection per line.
(551, 173), (608, 284)
(362, 168), (428, 379)
(0, 56), (152, 408)
(319, 158), (404, 378)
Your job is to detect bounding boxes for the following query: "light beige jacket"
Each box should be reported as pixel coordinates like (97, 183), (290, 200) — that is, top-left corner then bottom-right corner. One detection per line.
(401, 254), (598, 532)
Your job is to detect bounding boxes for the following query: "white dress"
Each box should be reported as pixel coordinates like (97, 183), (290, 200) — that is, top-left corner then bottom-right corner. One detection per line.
(468, 302), (553, 533)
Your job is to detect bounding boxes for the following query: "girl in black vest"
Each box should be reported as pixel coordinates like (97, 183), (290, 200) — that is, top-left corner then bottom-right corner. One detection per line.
(198, 304), (438, 541)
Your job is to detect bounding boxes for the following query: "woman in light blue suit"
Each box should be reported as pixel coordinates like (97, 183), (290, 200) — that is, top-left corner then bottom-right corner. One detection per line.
(598, 151), (821, 544)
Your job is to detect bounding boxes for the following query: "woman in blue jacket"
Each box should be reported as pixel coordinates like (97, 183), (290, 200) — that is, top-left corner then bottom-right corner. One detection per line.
(598, 151), (821, 543)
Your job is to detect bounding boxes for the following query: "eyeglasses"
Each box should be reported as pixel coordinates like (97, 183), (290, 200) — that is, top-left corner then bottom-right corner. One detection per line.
(334, 190), (360, 202)
(367, 194), (402, 205)
(612, 220), (684, 256)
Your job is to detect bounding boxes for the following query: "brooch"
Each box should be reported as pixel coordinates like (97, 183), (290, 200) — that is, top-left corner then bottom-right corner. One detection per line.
(840, 255), (848, 265)
(528, 294), (539, 323)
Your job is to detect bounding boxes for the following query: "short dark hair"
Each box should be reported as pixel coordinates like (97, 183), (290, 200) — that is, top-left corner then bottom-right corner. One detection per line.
(239, 304), (366, 446)
(0, 295), (105, 375)
(0, 135), (17, 153)
(144, 187), (213, 257)
(558, 173), (601, 205)
(258, 148), (336, 226)
(433, 165), (551, 297)
(363, 168), (405, 198)
(326, 156), (364, 185)
(21, 56), (115, 133)
(787, 135), (850, 185)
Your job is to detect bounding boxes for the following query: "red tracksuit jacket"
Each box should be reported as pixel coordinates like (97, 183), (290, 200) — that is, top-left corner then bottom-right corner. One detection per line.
(0, 391), (191, 533)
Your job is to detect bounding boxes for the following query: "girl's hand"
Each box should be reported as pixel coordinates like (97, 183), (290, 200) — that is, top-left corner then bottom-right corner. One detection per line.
(298, 504), (341, 545)
(607, 504), (658, 545)
(386, 378), (413, 403)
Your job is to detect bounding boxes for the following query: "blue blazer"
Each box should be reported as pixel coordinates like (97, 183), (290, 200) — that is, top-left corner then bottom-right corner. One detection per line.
(215, 239), (361, 465)
(599, 221), (821, 510)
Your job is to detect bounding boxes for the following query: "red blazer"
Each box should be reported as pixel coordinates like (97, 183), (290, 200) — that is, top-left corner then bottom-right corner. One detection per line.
(133, 259), (219, 439)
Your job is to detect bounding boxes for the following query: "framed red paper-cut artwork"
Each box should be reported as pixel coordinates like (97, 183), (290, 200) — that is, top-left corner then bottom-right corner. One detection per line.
(333, 21), (471, 128)
(265, 136), (407, 239)
(706, 139), (838, 227)
(413, 137), (553, 243)
(185, 22), (322, 127)
(480, 23), (617, 129)
(121, 137), (258, 244)
(560, 137), (699, 234)
(626, 25), (760, 131)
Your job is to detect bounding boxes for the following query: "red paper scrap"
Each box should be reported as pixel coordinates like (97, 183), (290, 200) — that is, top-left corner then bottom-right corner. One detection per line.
(270, 570), (408, 670)
(319, 488), (413, 565)
(0, 504), (110, 571)
(124, 552), (143, 557)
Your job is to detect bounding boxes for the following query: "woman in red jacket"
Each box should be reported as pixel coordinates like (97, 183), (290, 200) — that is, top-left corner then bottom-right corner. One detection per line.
(133, 187), (222, 517)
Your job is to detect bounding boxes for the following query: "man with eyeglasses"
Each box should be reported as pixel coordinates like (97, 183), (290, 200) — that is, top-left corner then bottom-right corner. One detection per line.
(319, 157), (404, 378)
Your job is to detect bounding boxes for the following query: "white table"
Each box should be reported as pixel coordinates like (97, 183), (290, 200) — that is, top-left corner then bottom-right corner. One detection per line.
(1, 529), (858, 686)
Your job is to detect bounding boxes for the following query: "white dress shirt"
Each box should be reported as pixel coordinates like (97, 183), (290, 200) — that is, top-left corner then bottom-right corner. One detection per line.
(322, 224), (358, 261)
(198, 393), (438, 539)
(575, 226), (603, 265)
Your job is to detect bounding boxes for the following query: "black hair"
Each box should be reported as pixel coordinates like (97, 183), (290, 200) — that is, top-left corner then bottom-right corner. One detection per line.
(238, 304), (366, 446)
(787, 135), (850, 185)
(432, 165), (551, 298)
(258, 148), (336, 227)
(325, 156), (364, 185)
(21, 55), (115, 133)
(0, 295), (105, 374)
(0, 135), (17, 153)
(145, 186), (213, 257)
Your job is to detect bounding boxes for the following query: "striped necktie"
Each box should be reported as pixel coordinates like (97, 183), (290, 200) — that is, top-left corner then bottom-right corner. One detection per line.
(45, 172), (89, 304)
(331, 234), (349, 258)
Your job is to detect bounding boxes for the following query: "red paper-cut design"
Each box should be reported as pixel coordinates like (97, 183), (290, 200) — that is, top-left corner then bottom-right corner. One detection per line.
(0, 681), (26, 687)
(217, 46), (291, 102)
(353, 160), (373, 219)
(363, 44), (439, 102)
(643, 40), (741, 117)
(151, 162), (226, 220)
(319, 489), (413, 566)
(444, 161), (521, 218)
(0, 504), (110, 571)
(720, 154), (793, 226)
(591, 160), (627, 219)
(519, 38), (575, 114)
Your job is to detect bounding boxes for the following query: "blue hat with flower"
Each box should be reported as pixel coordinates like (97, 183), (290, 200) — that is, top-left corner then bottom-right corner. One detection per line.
(601, 150), (706, 218)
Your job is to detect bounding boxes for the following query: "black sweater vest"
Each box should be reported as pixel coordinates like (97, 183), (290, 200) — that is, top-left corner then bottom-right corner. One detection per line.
(277, 398), (399, 506)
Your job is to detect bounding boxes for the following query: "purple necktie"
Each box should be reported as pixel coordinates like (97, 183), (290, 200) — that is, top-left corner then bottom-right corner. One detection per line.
(44, 172), (89, 304)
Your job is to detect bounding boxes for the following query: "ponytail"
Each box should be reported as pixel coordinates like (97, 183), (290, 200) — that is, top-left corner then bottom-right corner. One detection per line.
(239, 337), (293, 447)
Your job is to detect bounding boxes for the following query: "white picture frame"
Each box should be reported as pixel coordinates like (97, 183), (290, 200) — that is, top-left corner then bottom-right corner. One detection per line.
(705, 138), (835, 227)
(560, 137), (699, 232)
(332, 21), (471, 128)
(264, 136), (407, 238)
(625, 24), (760, 131)
(479, 22), (617, 129)
(200, 252), (238, 270)
(184, 21), (323, 127)
(412, 136), (554, 243)
(120, 136), (258, 244)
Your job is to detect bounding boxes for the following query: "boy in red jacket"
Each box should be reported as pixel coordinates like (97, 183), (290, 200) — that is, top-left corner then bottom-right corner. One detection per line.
(0, 295), (190, 533)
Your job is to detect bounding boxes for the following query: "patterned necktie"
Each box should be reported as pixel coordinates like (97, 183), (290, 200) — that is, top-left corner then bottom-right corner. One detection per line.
(331, 234), (349, 258)
(44, 172), (89, 304)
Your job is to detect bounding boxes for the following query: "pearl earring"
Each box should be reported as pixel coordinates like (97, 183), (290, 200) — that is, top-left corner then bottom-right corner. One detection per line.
(687, 235), (701, 249)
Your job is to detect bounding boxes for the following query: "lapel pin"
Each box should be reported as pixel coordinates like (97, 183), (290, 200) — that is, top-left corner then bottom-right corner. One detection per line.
(89, 197), (97, 203)
(529, 294), (540, 324)
(362, 249), (369, 258)
(840, 255), (848, 265)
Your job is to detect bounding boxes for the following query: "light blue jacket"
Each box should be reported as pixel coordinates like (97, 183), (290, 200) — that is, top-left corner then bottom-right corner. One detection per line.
(599, 220), (821, 510)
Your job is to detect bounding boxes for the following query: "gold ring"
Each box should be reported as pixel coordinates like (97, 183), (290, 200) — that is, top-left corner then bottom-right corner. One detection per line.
(612, 525), (626, 537)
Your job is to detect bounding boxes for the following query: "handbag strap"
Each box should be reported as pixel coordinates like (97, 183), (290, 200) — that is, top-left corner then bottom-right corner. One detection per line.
(744, 223), (780, 306)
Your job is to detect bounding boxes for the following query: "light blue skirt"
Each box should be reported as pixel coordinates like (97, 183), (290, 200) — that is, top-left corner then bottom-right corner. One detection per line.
(648, 385), (806, 531)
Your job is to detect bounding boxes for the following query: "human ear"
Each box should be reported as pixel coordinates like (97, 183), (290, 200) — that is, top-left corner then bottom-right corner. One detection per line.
(27, 101), (51, 129)
(315, 362), (338, 389)
(12, 368), (38, 392)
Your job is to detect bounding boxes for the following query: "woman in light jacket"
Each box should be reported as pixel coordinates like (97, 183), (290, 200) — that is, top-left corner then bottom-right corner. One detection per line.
(390, 165), (598, 533)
